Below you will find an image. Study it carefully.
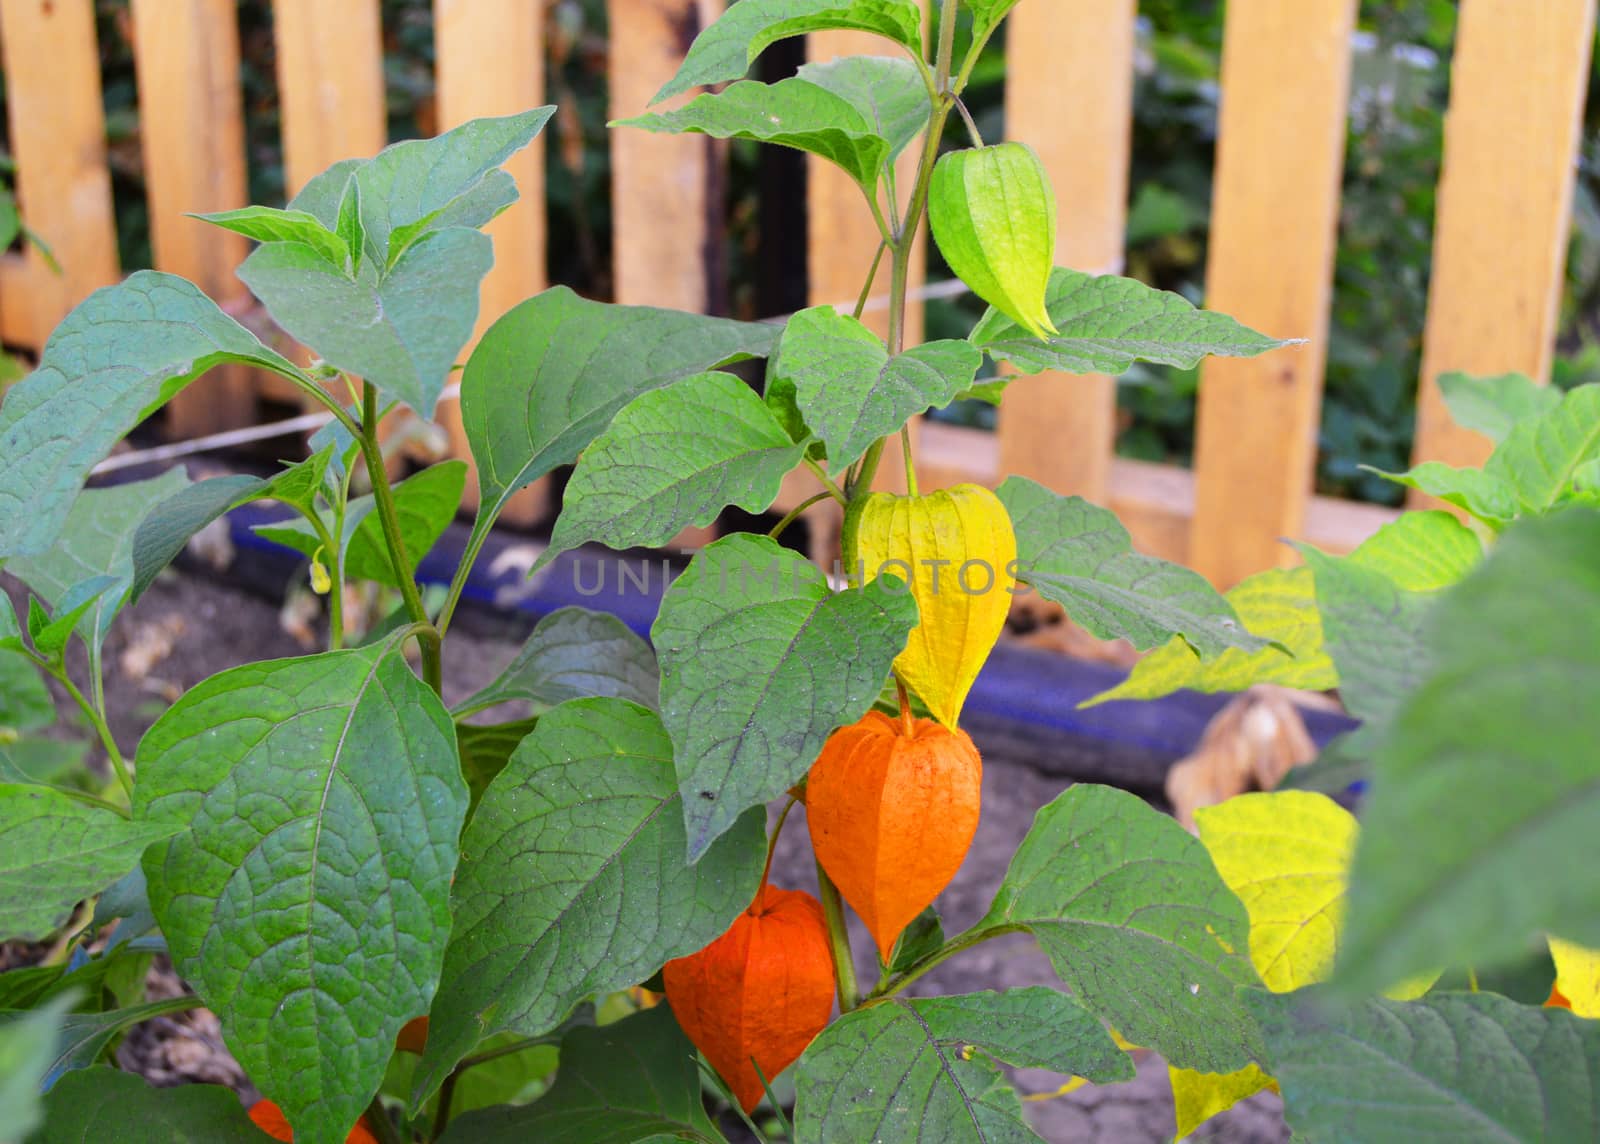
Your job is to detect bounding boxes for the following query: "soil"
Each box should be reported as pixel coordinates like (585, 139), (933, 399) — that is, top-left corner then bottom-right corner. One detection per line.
(4, 566), (1286, 1143)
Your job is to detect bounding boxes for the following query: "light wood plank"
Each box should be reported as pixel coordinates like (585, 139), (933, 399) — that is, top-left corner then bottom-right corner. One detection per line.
(1189, 0), (1356, 586)
(608, 0), (721, 314)
(920, 421), (1393, 566)
(997, 0), (1134, 505)
(607, 0), (724, 546)
(1410, 0), (1596, 480)
(435, 0), (549, 525)
(0, 0), (119, 345)
(131, 0), (255, 435)
(272, 0), (386, 196)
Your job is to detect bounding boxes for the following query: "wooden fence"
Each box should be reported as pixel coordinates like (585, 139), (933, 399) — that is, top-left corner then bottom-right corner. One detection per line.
(0, 0), (1594, 586)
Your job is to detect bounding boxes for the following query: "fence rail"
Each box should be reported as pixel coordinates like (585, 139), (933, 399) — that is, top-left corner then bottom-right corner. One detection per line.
(0, 0), (1593, 586)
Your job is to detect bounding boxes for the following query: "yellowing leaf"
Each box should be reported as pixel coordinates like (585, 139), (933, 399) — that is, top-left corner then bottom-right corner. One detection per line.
(1549, 936), (1600, 1017)
(1087, 566), (1335, 706)
(1198, 791), (1354, 990)
(928, 143), (1057, 340)
(1169, 1063), (1277, 1140)
(845, 484), (1017, 728)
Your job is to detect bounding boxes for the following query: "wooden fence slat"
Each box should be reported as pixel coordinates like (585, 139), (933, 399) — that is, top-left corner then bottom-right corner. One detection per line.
(131, 0), (255, 435)
(1189, 0), (1356, 587)
(272, 0), (386, 198)
(608, 0), (724, 547)
(997, 0), (1134, 505)
(808, 12), (928, 506)
(0, 0), (119, 346)
(435, 0), (548, 525)
(1409, 0), (1596, 481)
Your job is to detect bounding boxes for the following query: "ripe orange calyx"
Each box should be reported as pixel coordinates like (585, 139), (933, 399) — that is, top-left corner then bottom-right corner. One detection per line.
(662, 883), (836, 1112)
(247, 1100), (379, 1143)
(806, 709), (983, 961)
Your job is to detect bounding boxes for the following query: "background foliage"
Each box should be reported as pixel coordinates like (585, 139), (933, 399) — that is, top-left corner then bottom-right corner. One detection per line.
(2, 0), (1599, 504)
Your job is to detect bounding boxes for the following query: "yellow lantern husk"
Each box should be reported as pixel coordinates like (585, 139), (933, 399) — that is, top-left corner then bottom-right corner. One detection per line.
(845, 484), (1017, 728)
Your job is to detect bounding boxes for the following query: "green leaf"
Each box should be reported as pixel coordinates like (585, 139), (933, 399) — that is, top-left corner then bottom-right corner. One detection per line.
(1297, 510), (1481, 728)
(998, 475), (1266, 657)
(454, 718), (538, 812)
(344, 461), (464, 584)
(286, 158), (363, 227)
(189, 205), (352, 270)
(263, 444), (340, 517)
(336, 177), (366, 274)
(652, 0), (923, 103)
(621, 78), (896, 194)
(0, 651), (54, 732)
(0, 271), (301, 559)
(350, 108), (553, 262)
(239, 229), (492, 417)
(1485, 381), (1600, 514)
(964, 0), (1023, 39)
(930, 143), (1058, 340)
(794, 989), (1134, 1143)
(34, 1067), (264, 1143)
(978, 783), (1261, 1072)
(0, 785), (179, 942)
(1249, 988), (1600, 1142)
(453, 606), (659, 717)
(1366, 460), (1519, 526)
(413, 699), (765, 1103)
(0, 991), (77, 1140)
(0, 593), (20, 649)
(796, 55), (930, 162)
(1382, 387), (1600, 524)
(888, 905), (944, 975)
(129, 474), (267, 603)
(133, 639), (467, 1143)
(8, 469), (190, 672)
(0, 737), (90, 791)
(1087, 565), (1334, 705)
(2, 995), (205, 1091)
(772, 307), (983, 467)
(970, 267), (1296, 377)
(26, 577), (120, 661)
(542, 372), (808, 567)
(438, 1005), (724, 1143)
(652, 534), (919, 861)
(1437, 371), (1562, 444)
(1337, 510), (1600, 996)
(255, 461), (466, 589)
(459, 287), (778, 525)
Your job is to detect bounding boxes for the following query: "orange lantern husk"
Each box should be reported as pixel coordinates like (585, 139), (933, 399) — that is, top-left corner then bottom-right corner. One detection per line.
(663, 883), (836, 1112)
(247, 1100), (379, 1143)
(806, 709), (983, 962)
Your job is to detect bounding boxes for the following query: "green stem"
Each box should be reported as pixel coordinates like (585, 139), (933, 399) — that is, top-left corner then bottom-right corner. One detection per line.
(853, 239), (889, 321)
(870, 924), (1022, 1001)
(431, 1070), (459, 1141)
(436, 510), (496, 640)
(357, 382), (440, 693)
(365, 1094), (404, 1144)
(768, 493), (833, 541)
(900, 427), (919, 496)
(803, 458), (850, 505)
(934, 0), (959, 93)
(51, 665), (132, 798)
(456, 1031), (562, 1072)
(816, 862), (860, 1011)
(41, 784), (127, 817)
(307, 513), (344, 652)
(954, 96), (984, 148)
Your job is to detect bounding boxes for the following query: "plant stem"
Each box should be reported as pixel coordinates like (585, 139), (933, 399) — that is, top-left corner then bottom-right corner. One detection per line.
(436, 512), (495, 640)
(935, 0), (959, 93)
(307, 513), (344, 651)
(365, 1095), (404, 1144)
(761, 797), (799, 886)
(803, 458), (849, 505)
(853, 239), (889, 320)
(816, 862), (860, 1011)
(871, 923), (1022, 1000)
(357, 382), (440, 693)
(768, 493), (833, 541)
(954, 97), (984, 148)
(900, 427), (919, 496)
(455, 1032), (561, 1072)
(895, 677), (915, 737)
(431, 1071), (458, 1141)
(51, 665), (132, 798)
